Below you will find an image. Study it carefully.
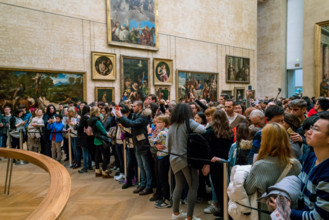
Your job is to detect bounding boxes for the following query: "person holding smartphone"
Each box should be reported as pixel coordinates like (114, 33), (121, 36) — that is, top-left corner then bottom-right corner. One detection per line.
(9, 109), (26, 150)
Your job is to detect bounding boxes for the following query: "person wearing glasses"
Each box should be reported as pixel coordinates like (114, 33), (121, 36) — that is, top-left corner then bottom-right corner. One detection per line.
(269, 112), (329, 220)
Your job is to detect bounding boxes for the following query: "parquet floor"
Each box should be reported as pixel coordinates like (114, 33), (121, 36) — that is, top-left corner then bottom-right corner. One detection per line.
(0, 159), (215, 220)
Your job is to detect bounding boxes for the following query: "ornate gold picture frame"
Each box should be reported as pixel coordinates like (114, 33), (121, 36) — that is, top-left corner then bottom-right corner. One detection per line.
(120, 55), (150, 102)
(153, 58), (173, 85)
(226, 55), (250, 84)
(106, 0), (159, 51)
(91, 52), (116, 81)
(314, 20), (329, 97)
(176, 70), (218, 102)
(95, 87), (115, 104)
(234, 87), (245, 102)
(0, 67), (86, 110)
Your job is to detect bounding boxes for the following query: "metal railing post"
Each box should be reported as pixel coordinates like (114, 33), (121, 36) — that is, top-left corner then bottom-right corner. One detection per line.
(123, 140), (127, 178)
(223, 162), (229, 220)
(68, 130), (72, 166)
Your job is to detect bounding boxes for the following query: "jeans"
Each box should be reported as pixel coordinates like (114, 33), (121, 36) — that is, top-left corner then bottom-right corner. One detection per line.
(115, 143), (124, 173)
(71, 137), (81, 163)
(126, 147), (137, 183)
(157, 156), (170, 200)
(0, 134), (7, 147)
(135, 150), (152, 188)
(80, 135), (92, 169)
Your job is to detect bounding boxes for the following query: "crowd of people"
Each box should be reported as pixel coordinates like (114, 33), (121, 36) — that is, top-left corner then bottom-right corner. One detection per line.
(0, 91), (329, 220)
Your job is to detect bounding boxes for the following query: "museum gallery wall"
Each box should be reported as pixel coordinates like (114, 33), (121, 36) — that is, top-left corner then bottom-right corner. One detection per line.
(0, 0), (257, 104)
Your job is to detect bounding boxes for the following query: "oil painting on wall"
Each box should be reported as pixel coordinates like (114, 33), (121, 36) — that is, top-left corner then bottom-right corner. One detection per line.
(0, 68), (84, 110)
(177, 71), (218, 102)
(92, 52), (116, 80)
(107, 0), (158, 50)
(154, 59), (173, 85)
(155, 86), (170, 101)
(226, 55), (250, 83)
(121, 56), (149, 102)
(234, 87), (245, 102)
(95, 87), (115, 104)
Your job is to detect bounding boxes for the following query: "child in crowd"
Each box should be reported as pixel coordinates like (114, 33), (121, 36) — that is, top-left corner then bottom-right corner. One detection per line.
(152, 114), (171, 208)
(47, 114), (64, 161)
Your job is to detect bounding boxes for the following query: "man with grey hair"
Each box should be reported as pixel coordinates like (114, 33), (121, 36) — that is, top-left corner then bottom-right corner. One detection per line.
(249, 109), (266, 129)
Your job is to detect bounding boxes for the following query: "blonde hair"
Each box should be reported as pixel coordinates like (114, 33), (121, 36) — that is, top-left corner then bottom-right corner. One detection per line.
(255, 123), (292, 166)
(90, 106), (99, 117)
(68, 107), (77, 117)
(204, 107), (216, 116)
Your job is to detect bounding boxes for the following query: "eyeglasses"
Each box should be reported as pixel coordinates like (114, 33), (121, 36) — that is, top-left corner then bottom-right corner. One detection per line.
(309, 125), (320, 132)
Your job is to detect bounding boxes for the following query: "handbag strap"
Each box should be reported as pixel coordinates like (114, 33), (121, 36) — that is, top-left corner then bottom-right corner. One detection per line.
(275, 158), (296, 184)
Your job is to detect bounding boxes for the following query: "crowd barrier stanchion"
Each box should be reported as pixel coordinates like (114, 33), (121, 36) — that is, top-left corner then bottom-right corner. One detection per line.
(223, 162), (229, 220)
(123, 140), (127, 178)
(68, 130), (72, 166)
(19, 130), (27, 164)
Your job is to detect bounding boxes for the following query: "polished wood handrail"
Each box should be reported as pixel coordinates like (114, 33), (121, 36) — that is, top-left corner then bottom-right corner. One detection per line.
(0, 148), (71, 220)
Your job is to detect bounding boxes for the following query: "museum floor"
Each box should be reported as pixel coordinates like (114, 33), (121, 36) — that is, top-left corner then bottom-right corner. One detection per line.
(0, 159), (214, 220)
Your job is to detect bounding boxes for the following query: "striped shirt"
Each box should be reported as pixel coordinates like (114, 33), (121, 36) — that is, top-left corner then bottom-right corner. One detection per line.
(291, 152), (329, 220)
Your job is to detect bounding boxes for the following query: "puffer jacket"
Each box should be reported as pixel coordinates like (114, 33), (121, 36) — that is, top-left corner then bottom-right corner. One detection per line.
(227, 165), (258, 220)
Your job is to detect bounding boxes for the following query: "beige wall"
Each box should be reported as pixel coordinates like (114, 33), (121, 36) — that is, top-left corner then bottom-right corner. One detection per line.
(257, 0), (287, 98)
(0, 0), (257, 103)
(303, 0), (329, 97)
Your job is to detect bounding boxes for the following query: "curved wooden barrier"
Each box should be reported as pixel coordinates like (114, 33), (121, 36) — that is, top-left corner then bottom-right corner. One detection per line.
(0, 148), (71, 220)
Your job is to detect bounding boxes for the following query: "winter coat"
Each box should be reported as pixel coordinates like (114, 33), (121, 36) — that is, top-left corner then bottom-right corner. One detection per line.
(227, 165), (258, 220)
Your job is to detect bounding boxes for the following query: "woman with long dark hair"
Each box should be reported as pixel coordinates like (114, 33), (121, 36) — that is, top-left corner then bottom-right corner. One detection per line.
(205, 110), (234, 218)
(78, 105), (93, 173)
(42, 104), (56, 157)
(167, 103), (206, 220)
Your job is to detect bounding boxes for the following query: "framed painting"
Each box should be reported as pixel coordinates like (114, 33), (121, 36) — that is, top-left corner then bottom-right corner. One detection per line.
(153, 58), (173, 85)
(120, 56), (150, 102)
(91, 52), (116, 80)
(176, 70), (218, 102)
(314, 21), (329, 97)
(95, 87), (115, 104)
(234, 87), (245, 102)
(0, 68), (85, 110)
(106, 0), (158, 51)
(226, 55), (250, 83)
(155, 86), (170, 101)
(250, 90), (256, 99)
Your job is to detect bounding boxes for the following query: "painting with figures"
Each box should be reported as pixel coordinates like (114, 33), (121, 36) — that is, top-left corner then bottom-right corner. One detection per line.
(0, 68), (84, 110)
(177, 71), (218, 102)
(107, 0), (158, 50)
(121, 56), (149, 102)
(226, 55), (250, 83)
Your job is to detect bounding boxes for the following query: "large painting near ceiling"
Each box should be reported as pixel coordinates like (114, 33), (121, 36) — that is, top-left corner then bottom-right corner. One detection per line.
(121, 56), (150, 102)
(177, 70), (218, 102)
(0, 68), (85, 110)
(107, 0), (158, 50)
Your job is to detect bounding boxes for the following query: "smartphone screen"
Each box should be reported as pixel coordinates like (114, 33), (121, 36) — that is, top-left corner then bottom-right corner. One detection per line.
(248, 85), (252, 90)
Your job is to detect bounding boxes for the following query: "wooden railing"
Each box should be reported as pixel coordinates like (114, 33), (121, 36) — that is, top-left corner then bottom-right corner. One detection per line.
(0, 148), (71, 220)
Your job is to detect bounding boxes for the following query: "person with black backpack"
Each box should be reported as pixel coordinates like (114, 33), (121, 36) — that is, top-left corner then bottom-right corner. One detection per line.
(167, 103), (206, 220)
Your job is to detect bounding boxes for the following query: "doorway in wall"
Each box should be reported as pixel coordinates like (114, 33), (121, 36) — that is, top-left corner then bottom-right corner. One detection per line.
(287, 69), (303, 97)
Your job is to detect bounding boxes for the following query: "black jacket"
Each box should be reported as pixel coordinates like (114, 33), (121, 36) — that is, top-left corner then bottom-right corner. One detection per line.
(118, 111), (150, 153)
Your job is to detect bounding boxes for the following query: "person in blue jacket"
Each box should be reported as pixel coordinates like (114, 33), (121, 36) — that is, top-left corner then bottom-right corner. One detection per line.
(47, 115), (64, 161)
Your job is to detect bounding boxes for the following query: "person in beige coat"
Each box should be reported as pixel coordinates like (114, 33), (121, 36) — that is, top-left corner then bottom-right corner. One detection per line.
(27, 109), (44, 152)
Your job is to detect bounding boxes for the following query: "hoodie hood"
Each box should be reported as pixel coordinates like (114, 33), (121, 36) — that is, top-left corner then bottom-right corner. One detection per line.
(240, 139), (252, 150)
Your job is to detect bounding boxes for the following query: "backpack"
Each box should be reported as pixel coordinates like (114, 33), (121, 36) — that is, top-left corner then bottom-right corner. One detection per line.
(186, 119), (211, 169)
